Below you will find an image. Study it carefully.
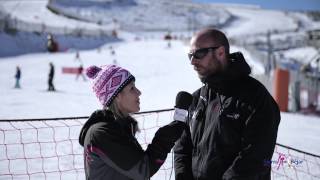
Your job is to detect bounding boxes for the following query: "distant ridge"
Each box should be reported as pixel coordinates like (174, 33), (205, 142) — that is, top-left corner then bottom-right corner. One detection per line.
(206, 2), (261, 9)
(49, 0), (137, 7)
(48, 0), (232, 31)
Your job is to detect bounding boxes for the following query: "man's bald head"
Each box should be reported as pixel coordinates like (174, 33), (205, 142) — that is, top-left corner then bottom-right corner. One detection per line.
(192, 28), (230, 54)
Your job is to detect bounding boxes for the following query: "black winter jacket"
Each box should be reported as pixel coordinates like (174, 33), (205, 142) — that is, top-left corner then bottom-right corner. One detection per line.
(79, 110), (186, 180)
(174, 52), (281, 180)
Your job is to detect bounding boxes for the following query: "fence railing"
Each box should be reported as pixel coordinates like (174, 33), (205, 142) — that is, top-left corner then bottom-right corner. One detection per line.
(1, 109), (319, 180)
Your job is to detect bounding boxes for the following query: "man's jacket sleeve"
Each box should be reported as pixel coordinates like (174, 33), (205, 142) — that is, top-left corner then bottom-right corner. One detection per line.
(174, 125), (194, 180)
(222, 92), (281, 180)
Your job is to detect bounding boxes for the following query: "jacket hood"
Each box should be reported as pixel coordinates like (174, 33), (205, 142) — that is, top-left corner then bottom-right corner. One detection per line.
(202, 52), (251, 90)
(79, 110), (114, 146)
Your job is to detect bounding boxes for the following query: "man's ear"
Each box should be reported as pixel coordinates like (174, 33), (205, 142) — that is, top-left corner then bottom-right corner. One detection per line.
(216, 46), (225, 58)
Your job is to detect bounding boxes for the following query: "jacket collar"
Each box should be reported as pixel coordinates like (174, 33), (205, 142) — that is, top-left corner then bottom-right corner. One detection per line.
(79, 109), (137, 146)
(202, 52), (251, 93)
(79, 109), (114, 146)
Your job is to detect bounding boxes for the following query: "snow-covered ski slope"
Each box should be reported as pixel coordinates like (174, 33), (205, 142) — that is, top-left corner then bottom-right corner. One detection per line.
(0, 38), (266, 118)
(1, 0), (114, 33)
(48, 0), (230, 31)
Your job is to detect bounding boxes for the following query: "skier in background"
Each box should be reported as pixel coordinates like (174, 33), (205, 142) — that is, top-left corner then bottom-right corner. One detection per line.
(109, 46), (117, 65)
(14, 66), (21, 88)
(48, 62), (55, 91)
(47, 34), (59, 53)
(109, 46), (116, 56)
(164, 31), (172, 48)
(74, 51), (82, 63)
(76, 64), (86, 81)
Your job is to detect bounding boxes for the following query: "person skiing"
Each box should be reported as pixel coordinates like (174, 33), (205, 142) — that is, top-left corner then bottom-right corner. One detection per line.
(47, 34), (59, 53)
(75, 64), (86, 81)
(74, 51), (82, 63)
(48, 62), (55, 91)
(14, 66), (21, 88)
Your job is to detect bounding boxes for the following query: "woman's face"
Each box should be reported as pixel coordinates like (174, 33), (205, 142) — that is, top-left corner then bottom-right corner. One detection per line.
(115, 81), (141, 115)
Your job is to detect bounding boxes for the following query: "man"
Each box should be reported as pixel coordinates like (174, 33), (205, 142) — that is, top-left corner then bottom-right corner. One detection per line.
(48, 62), (55, 91)
(174, 28), (280, 180)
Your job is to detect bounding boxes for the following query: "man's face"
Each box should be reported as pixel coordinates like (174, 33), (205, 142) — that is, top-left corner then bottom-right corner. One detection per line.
(189, 36), (227, 79)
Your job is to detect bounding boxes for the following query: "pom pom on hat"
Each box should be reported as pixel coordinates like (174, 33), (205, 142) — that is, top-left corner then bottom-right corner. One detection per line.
(86, 65), (102, 79)
(88, 64), (135, 107)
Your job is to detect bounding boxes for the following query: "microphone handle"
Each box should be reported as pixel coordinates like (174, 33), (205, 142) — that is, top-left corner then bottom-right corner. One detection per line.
(173, 108), (188, 122)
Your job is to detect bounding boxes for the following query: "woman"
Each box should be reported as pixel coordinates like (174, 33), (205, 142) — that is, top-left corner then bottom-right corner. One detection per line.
(79, 65), (186, 180)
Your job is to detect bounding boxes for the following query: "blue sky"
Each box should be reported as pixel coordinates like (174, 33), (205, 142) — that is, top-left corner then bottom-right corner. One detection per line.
(193, 0), (320, 11)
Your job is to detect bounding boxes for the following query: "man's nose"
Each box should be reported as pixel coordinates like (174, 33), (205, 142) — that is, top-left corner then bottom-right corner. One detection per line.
(190, 57), (197, 65)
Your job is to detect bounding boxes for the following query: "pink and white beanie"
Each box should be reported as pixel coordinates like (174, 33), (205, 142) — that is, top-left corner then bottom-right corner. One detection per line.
(86, 65), (135, 107)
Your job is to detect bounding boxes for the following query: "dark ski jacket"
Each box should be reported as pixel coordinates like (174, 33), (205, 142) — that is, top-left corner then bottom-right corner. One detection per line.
(49, 65), (54, 79)
(47, 39), (58, 52)
(174, 52), (281, 180)
(15, 68), (21, 79)
(79, 109), (186, 180)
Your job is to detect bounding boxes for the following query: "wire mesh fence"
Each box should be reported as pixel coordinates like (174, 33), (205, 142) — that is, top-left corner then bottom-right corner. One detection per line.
(1, 109), (319, 180)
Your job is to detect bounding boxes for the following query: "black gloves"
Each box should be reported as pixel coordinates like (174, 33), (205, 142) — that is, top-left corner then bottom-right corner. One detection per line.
(146, 121), (186, 160)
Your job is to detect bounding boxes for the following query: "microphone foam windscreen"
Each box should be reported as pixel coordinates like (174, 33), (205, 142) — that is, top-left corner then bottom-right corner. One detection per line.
(175, 91), (193, 110)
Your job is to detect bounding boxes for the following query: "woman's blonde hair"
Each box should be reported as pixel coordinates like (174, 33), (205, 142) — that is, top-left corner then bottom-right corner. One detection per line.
(106, 98), (140, 134)
(107, 99), (126, 119)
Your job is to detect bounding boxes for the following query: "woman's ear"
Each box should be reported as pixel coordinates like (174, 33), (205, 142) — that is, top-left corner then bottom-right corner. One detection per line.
(114, 94), (121, 104)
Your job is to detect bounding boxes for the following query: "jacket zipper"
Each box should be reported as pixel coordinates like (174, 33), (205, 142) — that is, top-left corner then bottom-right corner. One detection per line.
(196, 87), (212, 180)
(217, 92), (224, 115)
(197, 91), (223, 180)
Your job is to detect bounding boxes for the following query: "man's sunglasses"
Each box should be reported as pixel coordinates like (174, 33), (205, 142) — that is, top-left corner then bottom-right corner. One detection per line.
(188, 46), (220, 61)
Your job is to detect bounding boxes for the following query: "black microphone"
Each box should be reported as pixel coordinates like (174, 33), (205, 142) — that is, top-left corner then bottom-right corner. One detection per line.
(174, 91), (193, 122)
